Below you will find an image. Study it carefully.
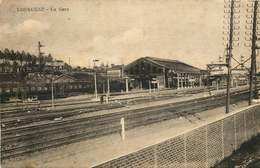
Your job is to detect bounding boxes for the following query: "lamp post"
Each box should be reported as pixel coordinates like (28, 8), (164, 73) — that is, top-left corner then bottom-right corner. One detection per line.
(125, 77), (129, 93)
(93, 59), (99, 100)
(51, 77), (54, 110)
(106, 75), (110, 103)
(93, 71), (98, 100)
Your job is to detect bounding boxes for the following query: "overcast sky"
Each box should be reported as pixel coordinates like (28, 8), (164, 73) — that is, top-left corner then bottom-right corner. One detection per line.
(0, 0), (254, 69)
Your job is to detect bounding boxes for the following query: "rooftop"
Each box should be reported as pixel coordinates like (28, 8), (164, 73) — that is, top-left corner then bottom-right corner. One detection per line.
(126, 56), (202, 74)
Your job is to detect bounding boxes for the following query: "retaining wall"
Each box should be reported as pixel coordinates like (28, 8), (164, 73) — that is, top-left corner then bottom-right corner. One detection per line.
(93, 104), (260, 168)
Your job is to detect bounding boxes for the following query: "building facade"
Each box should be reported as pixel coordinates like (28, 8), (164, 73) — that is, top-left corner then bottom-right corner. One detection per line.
(0, 72), (95, 102)
(207, 63), (249, 89)
(124, 57), (205, 90)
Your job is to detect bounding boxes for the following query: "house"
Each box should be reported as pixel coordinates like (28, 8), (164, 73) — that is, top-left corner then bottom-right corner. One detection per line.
(106, 64), (129, 92)
(52, 72), (94, 96)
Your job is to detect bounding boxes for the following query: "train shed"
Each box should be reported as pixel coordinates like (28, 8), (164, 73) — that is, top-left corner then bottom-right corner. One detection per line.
(124, 57), (206, 90)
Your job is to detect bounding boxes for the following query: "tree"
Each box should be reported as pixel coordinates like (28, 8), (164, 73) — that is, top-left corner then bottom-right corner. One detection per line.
(10, 49), (15, 61)
(3, 48), (10, 60)
(26, 52), (32, 63)
(64, 63), (72, 72)
(0, 50), (4, 59)
(20, 50), (26, 65)
(13, 61), (19, 73)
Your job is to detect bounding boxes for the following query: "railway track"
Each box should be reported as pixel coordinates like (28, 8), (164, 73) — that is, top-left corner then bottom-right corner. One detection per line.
(0, 87), (207, 113)
(0, 89), (153, 110)
(1, 88), (249, 160)
(1, 88), (208, 129)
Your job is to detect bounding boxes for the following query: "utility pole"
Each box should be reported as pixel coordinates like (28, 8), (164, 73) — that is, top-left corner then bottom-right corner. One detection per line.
(68, 57), (71, 71)
(38, 41), (44, 64)
(51, 77), (55, 110)
(94, 72), (98, 100)
(249, 0), (258, 104)
(106, 76), (110, 103)
(226, 45), (232, 114)
(38, 41), (42, 57)
(246, 0), (259, 105)
(225, 0), (234, 114)
(223, 0), (240, 113)
(93, 59), (99, 100)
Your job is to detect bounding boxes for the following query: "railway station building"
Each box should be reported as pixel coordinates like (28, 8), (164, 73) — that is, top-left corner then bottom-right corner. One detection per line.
(207, 63), (249, 89)
(124, 57), (206, 90)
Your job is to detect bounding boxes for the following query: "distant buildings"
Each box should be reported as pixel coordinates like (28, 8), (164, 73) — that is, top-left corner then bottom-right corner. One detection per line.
(0, 72), (94, 101)
(0, 48), (249, 102)
(207, 63), (248, 88)
(0, 53), (210, 102)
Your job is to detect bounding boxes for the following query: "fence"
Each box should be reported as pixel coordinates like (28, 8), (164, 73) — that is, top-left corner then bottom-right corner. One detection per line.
(93, 104), (260, 168)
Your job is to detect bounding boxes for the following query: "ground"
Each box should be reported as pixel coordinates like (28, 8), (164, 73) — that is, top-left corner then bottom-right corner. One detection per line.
(215, 134), (260, 168)
(2, 100), (249, 168)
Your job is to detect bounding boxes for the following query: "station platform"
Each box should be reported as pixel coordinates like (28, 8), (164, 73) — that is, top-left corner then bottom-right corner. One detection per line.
(43, 85), (248, 122)
(0, 87), (203, 111)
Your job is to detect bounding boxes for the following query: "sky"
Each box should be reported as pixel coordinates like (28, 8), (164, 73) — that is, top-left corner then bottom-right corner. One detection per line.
(0, 0), (255, 69)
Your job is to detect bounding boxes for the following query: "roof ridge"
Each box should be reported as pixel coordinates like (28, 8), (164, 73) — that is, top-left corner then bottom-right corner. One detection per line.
(145, 56), (181, 63)
(145, 56), (201, 71)
(125, 56), (202, 73)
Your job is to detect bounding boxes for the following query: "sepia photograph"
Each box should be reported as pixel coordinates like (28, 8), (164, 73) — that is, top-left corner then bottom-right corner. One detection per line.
(0, 0), (260, 167)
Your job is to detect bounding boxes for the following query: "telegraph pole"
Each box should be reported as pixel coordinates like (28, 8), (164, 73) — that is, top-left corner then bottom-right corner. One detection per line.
(38, 41), (44, 59)
(248, 0), (259, 105)
(38, 41), (45, 73)
(225, 0), (234, 114)
(253, 1), (259, 100)
(106, 76), (110, 103)
(93, 59), (99, 100)
(223, 0), (241, 113)
(51, 77), (54, 110)
(68, 57), (71, 72)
